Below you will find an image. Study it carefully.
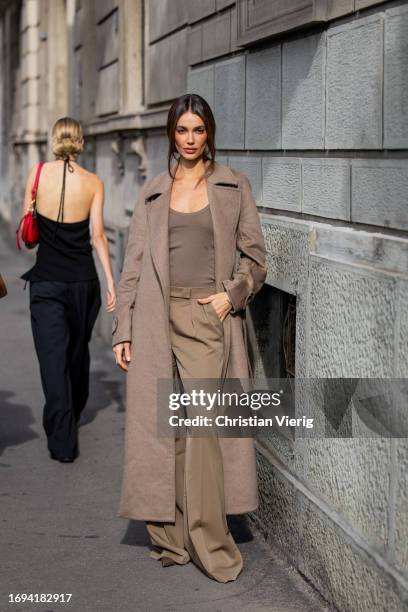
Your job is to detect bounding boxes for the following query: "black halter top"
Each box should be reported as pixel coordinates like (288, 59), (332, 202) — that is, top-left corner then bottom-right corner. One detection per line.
(21, 158), (98, 283)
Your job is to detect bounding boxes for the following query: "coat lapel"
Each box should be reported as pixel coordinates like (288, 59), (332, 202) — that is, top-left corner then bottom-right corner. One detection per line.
(146, 189), (171, 308)
(207, 176), (241, 295)
(145, 161), (242, 379)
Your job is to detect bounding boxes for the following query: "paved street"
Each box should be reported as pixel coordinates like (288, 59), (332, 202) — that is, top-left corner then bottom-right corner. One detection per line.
(0, 225), (330, 612)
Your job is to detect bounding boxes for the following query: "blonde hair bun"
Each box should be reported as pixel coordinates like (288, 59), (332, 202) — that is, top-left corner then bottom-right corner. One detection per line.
(52, 117), (84, 159)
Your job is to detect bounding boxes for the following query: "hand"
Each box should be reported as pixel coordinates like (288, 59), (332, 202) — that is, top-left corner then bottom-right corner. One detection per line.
(106, 281), (116, 312)
(113, 342), (131, 372)
(197, 291), (232, 322)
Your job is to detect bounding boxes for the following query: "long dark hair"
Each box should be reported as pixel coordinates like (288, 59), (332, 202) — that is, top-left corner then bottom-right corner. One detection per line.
(166, 93), (216, 185)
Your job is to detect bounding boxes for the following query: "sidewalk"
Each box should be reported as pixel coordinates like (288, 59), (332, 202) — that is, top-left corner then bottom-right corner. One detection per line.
(0, 225), (331, 612)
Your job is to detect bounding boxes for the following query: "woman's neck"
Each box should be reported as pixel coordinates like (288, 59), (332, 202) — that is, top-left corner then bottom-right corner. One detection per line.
(175, 157), (208, 183)
(55, 156), (76, 163)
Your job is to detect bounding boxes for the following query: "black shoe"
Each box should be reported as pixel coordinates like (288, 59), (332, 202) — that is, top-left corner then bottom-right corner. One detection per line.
(50, 451), (75, 463)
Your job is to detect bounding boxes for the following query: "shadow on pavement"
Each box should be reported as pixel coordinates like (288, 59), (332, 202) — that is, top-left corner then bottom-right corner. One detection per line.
(0, 389), (39, 456)
(120, 519), (151, 548)
(77, 367), (125, 427)
(228, 514), (255, 544)
(117, 513), (255, 553)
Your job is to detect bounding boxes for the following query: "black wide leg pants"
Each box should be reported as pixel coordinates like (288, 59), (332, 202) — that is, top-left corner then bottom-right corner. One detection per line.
(29, 279), (101, 457)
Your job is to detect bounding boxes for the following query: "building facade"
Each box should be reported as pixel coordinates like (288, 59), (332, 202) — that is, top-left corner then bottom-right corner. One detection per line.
(1, 1), (408, 609)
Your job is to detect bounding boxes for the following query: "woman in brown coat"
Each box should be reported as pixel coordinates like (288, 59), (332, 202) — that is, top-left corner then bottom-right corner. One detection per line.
(112, 94), (267, 582)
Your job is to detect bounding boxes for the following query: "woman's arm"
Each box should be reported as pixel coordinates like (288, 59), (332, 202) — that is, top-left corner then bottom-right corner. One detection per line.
(22, 164), (39, 217)
(198, 173), (267, 320)
(221, 173), (267, 313)
(89, 178), (116, 312)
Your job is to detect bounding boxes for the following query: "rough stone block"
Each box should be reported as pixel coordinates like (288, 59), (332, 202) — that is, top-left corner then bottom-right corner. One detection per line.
(186, 65), (214, 108)
(352, 159), (408, 231)
(202, 11), (230, 61)
(302, 158), (350, 220)
(398, 283), (408, 378)
(282, 33), (325, 149)
(260, 217), (309, 296)
(384, 6), (408, 148)
(255, 450), (406, 610)
(228, 156), (262, 203)
(309, 258), (396, 377)
(253, 450), (301, 562)
(299, 497), (405, 612)
(312, 225), (408, 277)
(257, 431), (297, 474)
(293, 277), (309, 380)
(326, 15), (383, 149)
(187, 23), (202, 66)
(214, 56), (245, 149)
(147, 30), (187, 104)
(96, 10), (119, 69)
(395, 440), (408, 573)
(95, 62), (119, 116)
(305, 440), (390, 550)
(246, 47), (281, 150)
(263, 158), (301, 212)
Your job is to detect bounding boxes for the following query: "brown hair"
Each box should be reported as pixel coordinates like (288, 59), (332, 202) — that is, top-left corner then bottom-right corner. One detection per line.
(166, 94), (216, 185)
(52, 117), (84, 160)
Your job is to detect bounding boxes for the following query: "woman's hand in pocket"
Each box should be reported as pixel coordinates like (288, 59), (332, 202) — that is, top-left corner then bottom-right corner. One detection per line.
(197, 292), (232, 322)
(113, 342), (131, 372)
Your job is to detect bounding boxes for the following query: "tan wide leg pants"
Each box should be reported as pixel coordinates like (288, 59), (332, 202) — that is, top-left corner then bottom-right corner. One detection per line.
(146, 286), (243, 583)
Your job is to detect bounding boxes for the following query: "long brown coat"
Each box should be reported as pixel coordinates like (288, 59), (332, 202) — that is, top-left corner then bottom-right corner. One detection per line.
(112, 161), (267, 521)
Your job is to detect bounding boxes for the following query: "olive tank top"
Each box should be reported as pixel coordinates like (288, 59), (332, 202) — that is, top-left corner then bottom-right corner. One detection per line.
(168, 204), (215, 287)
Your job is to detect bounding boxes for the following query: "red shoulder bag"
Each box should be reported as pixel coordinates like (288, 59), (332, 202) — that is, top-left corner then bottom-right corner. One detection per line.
(16, 160), (44, 250)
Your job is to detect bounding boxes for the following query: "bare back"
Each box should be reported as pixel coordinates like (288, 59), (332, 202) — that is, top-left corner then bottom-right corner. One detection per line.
(35, 160), (100, 223)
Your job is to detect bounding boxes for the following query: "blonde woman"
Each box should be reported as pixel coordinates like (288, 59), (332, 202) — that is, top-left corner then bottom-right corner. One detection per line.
(21, 117), (116, 463)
